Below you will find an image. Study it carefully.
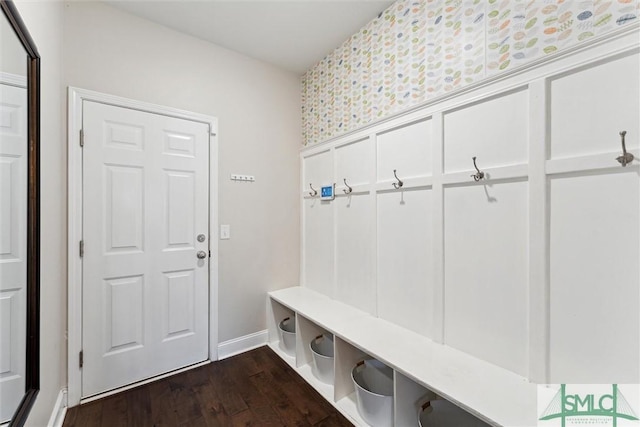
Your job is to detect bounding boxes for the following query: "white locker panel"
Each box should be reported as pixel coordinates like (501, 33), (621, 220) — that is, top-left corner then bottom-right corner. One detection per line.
(550, 52), (640, 160)
(549, 171), (639, 384)
(303, 198), (334, 298)
(444, 181), (528, 376)
(335, 194), (375, 315)
(303, 149), (333, 190)
(443, 88), (528, 173)
(377, 188), (433, 337)
(336, 138), (372, 186)
(377, 119), (432, 183)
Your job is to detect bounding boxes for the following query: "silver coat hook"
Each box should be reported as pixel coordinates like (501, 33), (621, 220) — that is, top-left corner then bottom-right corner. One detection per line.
(471, 156), (485, 181)
(309, 183), (318, 197)
(392, 169), (403, 189)
(616, 130), (634, 167)
(343, 178), (353, 194)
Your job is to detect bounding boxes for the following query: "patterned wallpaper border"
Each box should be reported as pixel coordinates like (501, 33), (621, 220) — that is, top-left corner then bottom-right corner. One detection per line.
(301, 0), (639, 146)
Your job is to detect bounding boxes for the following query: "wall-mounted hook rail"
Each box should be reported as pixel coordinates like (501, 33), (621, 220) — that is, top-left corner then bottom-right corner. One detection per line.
(616, 130), (634, 167)
(392, 169), (403, 189)
(309, 183), (318, 197)
(471, 156), (485, 181)
(343, 178), (353, 194)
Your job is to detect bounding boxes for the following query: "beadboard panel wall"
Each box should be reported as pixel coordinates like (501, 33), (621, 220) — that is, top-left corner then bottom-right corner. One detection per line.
(300, 29), (640, 383)
(303, 197), (334, 298)
(549, 52), (640, 160)
(378, 188), (434, 337)
(442, 88), (529, 173)
(549, 172), (639, 384)
(444, 180), (529, 377)
(301, 0), (640, 146)
(335, 193), (376, 315)
(377, 119), (433, 181)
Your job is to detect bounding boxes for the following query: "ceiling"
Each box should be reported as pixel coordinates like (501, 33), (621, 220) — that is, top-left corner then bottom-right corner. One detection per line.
(106, 0), (395, 75)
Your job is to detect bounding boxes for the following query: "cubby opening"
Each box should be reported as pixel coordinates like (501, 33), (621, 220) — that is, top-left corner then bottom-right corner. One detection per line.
(295, 315), (335, 402)
(267, 298), (296, 366)
(395, 372), (490, 427)
(334, 337), (392, 426)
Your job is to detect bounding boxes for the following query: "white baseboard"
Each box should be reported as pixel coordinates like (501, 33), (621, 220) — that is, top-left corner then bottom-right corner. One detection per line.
(217, 329), (268, 360)
(47, 388), (67, 427)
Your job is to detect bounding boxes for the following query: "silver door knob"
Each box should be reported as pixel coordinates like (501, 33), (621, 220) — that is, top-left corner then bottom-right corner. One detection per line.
(197, 251), (207, 259)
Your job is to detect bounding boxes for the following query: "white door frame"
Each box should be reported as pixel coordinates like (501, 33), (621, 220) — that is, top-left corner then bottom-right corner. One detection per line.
(67, 87), (219, 407)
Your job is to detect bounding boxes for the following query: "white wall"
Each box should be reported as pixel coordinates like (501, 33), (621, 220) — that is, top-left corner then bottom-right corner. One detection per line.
(63, 2), (301, 343)
(13, 1), (67, 426)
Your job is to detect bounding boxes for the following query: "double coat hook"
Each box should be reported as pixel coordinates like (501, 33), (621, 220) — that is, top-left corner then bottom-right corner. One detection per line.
(343, 178), (353, 194)
(616, 130), (634, 167)
(471, 156), (485, 181)
(392, 169), (403, 189)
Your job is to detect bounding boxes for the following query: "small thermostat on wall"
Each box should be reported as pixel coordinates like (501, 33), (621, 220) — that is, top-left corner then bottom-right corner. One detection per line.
(320, 184), (335, 201)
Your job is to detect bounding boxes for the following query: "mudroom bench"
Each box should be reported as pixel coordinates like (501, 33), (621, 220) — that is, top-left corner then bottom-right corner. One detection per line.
(267, 286), (539, 426)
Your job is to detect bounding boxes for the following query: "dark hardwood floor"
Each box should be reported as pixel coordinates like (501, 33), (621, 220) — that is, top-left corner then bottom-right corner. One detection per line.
(63, 346), (353, 427)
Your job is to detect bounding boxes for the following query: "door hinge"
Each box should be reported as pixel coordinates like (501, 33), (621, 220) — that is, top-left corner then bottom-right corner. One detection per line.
(209, 250), (211, 258)
(79, 240), (84, 258)
(79, 350), (83, 368)
(80, 129), (84, 147)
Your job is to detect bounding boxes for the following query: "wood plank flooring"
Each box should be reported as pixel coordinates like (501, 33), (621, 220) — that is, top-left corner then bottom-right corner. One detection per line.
(63, 346), (353, 427)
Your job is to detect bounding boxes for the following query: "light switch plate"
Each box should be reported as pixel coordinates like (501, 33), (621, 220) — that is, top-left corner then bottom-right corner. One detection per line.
(220, 224), (230, 240)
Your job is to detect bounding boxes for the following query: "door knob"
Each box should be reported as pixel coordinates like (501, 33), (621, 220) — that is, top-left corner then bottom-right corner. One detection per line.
(197, 251), (207, 259)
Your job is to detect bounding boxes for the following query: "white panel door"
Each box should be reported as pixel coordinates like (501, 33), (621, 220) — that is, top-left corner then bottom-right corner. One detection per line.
(82, 101), (210, 397)
(0, 83), (26, 422)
